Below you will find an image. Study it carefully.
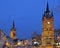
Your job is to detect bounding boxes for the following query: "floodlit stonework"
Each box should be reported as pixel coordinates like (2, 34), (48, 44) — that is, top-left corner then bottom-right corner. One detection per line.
(0, 2), (60, 48)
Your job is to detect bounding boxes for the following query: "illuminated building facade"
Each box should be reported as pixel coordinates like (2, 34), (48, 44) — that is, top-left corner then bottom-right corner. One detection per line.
(0, 29), (6, 48)
(0, 2), (60, 48)
(41, 3), (54, 48)
(10, 21), (17, 40)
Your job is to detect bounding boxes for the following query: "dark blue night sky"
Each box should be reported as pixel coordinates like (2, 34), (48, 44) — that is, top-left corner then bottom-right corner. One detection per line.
(0, 0), (60, 39)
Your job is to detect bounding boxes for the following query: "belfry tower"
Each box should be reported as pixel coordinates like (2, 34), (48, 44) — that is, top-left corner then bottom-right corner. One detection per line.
(41, 3), (54, 48)
(10, 21), (17, 40)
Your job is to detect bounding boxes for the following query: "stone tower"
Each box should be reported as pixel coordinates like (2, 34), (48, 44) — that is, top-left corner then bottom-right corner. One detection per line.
(10, 21), (17, 40)
(41, 3), (54, 48)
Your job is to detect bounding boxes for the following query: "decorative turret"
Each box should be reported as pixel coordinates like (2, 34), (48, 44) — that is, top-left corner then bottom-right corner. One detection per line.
(51, 11), (54, 17)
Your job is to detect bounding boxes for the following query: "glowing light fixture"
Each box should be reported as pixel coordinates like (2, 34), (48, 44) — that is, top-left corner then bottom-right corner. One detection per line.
(48, 22), (50, 24)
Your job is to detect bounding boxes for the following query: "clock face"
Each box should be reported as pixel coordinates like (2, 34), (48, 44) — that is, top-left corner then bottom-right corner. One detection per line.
(48, 22), (50, 24)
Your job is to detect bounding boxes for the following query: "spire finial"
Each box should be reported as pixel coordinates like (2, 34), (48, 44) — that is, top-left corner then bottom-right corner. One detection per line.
(46, 2), (50, 12)
(13, 21), (15, 28)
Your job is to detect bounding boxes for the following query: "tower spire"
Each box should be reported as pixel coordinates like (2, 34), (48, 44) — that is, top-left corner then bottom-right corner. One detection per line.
(46, 2), (50, 13)
(12, 21), (15, 28)
(10, 21), (16, 39)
